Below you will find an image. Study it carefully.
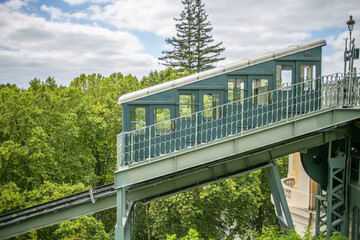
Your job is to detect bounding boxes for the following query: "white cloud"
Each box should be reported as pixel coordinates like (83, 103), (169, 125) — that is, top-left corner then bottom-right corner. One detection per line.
(323, 30), (360, 74)
(40, 5), (66, 20)
(0, 0), (26, 11)
(40, 4), (89, 21)
(62, 0), (113, 6)
(86, 0), (182, 37)
(82, 0), (359, 73)
(1, 0), (360, 88)
(0, 1), (160, 87)
(203, 0), (360, 72)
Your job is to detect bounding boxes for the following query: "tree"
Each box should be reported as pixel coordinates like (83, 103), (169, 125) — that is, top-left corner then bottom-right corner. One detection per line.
(133, 157), (288, 240)
(159, 0), (225, 73)
(0, 73), (142, 239)
(193, 0), (225, 71)
(140, 68), (190, 88)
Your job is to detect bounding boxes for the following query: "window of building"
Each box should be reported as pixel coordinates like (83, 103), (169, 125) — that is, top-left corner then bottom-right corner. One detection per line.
(300, 65), (317, 90)
(179, 94), (195, 119)
(203, 94), (220, 120)
(252, 79), (269, 105)
(154, 108), (171, 134)
(130, 107), (146, 131)
(276, 65), (292, 89)
(228, 79), (245, 103)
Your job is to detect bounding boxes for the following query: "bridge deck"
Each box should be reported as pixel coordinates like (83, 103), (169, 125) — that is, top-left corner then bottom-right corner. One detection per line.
(0, 184), (116, 239)
(115, 108), (360, 203)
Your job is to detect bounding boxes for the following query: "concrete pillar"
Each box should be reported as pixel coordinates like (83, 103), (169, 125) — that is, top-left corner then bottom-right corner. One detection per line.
(283, 153), (317, 235)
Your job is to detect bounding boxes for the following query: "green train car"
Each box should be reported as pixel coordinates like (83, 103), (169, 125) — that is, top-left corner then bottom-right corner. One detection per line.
(118, 39), (324, 165)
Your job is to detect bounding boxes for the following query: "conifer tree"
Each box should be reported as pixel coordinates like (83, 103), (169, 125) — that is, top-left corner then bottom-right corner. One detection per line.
(159, 0), (225, 73)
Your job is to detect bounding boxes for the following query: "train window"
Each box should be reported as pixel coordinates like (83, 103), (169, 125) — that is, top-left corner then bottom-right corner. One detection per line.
(252, 79), (269, 105)
(301, 65), (316, 90)
(130, 107), (146, 131)
(228, 79), (244, 104)
(179, 94), (195, 119)
(203, 94), (220, 120)
(276, 65), (292, 89)
(154, 108), (171, 134)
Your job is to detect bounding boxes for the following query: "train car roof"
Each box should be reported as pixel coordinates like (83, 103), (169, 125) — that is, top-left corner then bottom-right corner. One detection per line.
(118, 39), (326, 104)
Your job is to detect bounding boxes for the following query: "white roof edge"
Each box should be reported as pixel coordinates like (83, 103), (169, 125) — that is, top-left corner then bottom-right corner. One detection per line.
(118, 39), (326, 104)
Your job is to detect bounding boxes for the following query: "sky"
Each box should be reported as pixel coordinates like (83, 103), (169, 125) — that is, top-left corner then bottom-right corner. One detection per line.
(0, 0), (359, 88)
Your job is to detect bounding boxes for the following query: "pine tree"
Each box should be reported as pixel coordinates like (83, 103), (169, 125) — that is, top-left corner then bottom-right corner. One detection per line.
(159, 0), (225, 73)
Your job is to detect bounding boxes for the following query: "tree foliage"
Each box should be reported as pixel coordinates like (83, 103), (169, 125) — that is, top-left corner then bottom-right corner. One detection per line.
(250, 226), (348, 240)
(0, 73), (139, 239)
(159, 0), (225, 73)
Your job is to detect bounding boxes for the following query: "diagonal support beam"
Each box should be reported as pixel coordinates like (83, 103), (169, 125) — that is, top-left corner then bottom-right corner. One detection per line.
(266, 159), (294, 230)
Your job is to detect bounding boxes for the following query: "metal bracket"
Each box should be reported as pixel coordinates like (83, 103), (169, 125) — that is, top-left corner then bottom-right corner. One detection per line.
(89, 189), (96, 204)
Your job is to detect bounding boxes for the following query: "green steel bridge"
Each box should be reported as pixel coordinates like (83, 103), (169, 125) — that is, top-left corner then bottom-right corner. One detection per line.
(0, 73), (359, 239)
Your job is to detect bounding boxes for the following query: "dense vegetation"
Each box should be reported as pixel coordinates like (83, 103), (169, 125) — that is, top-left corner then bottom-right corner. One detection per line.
(165, 227), (348, 240)
(1, 69), (289, 239)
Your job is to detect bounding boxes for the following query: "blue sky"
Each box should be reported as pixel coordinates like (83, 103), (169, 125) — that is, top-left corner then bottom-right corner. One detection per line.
(0, 0), (359, 88)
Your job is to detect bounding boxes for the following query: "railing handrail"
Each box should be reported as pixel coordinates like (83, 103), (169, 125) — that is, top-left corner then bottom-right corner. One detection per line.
(117, 73), (360, 167)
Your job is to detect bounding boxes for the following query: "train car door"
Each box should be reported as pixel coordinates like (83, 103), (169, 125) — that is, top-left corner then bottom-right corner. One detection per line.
(226, 77), (247, 135)
(177, 91), (198, 150)
(298, 62), (320, 114)
(199, 90), (224, 143)
(128, 105), (149, 164)
(248, 75), (274, 129)
(150, 105), (176, 158)
(274, 63), (295, 121)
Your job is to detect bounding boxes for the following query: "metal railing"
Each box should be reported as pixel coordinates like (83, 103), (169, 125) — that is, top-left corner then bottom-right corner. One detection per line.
(117, 73), (360, 168)
(282, 176), (296, 199)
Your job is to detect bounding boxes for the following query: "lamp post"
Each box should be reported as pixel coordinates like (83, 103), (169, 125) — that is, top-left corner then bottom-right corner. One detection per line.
(347, 15), (355, 40)
(346, 16), (356, 74)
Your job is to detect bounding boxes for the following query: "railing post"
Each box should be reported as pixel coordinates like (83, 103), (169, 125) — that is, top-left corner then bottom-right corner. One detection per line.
(148, 127), (151, 160)
(286, 89), (289, 122)
(241, 102), (244, 135)
(130, 133), (134, 164)
(195, 114), (198, 147)
(117, 133), (125, 169)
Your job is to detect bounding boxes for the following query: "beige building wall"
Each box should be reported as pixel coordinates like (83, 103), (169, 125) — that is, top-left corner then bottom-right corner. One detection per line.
(283, 153), (317, 235)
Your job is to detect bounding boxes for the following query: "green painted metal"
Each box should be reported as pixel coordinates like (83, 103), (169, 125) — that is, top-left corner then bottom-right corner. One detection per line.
(349, 122), (360, 240)
(115, 108), (359, 192)
(301, 144), (329, 189)
(326, 149), (346, 238)
(115, 188), (133, 240)
(348, 183), (360, 239)
(118, 73), (360, 167)
(314, 143), (347, 238)
(0, 194), (116, 240)
(266, 160), (294, 229)
(114, 108), (359, 239)
(304, 121), (360, 239)
(315, 183), (327, 236)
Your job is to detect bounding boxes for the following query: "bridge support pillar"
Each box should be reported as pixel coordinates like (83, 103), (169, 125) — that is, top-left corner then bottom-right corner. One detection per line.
(266, 160), (295, 230)
(315, 141), (347, 238)
(115, 188), (134, 240)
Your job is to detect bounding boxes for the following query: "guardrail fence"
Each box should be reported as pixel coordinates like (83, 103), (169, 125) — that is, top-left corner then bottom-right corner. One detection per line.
(117, 73), (360, 168)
